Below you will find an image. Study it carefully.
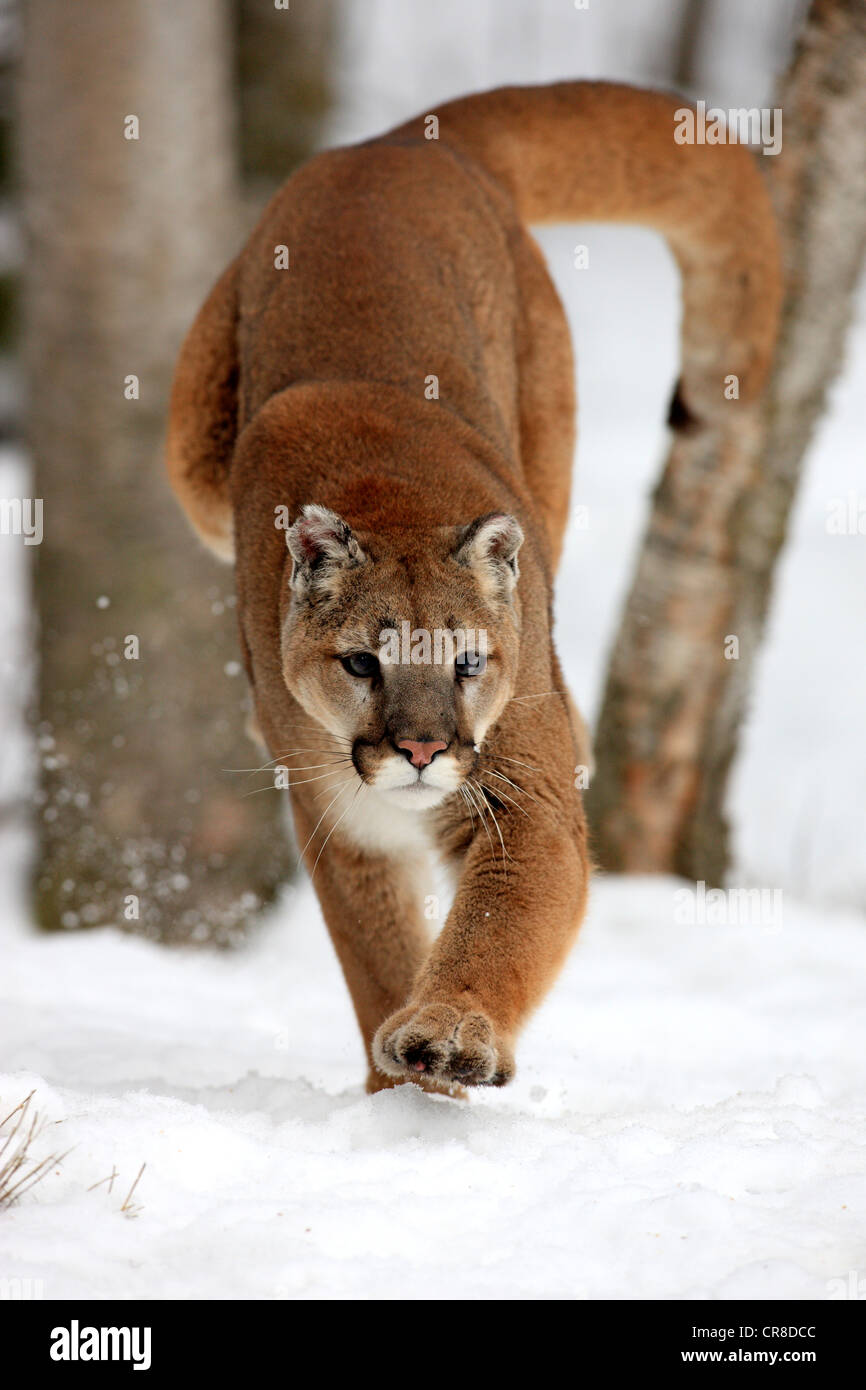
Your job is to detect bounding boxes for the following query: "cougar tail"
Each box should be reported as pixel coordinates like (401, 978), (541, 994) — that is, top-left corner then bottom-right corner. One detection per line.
(166, 257), (239, 562)
(390, 81), (783, 419)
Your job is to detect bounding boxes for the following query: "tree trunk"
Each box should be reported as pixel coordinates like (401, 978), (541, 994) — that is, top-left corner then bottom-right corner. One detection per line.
(234, 0), (336, 202)
(672, 0), (707, 90)
(587, 0), (866, 883)
(21, 0), (290, 943)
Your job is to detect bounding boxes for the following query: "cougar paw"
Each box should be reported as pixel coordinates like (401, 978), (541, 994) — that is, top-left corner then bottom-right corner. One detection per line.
(372, 1002), (514, 1088)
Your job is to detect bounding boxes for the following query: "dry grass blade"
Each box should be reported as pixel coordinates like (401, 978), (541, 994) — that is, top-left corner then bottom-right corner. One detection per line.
(0, 1091), (71, 1210)
(120, 1162), (146, 1218)
(87, 1166), (119, 1194)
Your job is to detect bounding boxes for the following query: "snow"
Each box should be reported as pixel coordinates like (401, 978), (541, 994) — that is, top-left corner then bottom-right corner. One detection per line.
(2, 827), (864, 1300)
(2, 0), (864, 1303)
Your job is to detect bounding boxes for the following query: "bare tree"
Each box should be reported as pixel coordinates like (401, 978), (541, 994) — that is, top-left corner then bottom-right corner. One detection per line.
(588, 0), (866, 883)
(234, 0), (336, 204)
(20, 0), (289, 941)
(672, 0), (707, 90)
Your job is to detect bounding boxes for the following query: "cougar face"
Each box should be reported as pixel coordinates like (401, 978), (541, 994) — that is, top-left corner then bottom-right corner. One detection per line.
(281, 505), (523, 811)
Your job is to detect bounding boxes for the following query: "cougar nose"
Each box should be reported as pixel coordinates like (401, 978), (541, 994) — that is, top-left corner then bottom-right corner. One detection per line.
(397, 739), (448, 768)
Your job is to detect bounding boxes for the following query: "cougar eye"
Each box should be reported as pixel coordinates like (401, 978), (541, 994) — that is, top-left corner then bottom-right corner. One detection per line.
(341, 651), (379, 678)
(455, 650), (486, 678)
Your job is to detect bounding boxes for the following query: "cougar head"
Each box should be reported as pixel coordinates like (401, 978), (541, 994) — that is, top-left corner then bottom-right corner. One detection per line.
(281, 504), (523, 811)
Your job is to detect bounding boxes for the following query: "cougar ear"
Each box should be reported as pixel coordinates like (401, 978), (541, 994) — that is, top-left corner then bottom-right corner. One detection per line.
(286, 504), (366, 596)
(454, 512), (524, 594)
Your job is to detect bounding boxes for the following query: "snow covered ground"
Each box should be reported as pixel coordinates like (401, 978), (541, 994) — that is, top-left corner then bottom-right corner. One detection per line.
(1, 827), (864, 1300)
(2, 0), (864, 1303)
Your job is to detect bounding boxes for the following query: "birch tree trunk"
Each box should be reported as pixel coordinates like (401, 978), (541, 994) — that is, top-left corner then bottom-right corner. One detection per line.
(587, 0), (866, 883)
(21, 0), (290, 942)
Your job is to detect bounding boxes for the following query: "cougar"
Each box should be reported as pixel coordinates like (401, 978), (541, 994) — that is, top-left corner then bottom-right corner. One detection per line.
(167, 82), (781, 1094)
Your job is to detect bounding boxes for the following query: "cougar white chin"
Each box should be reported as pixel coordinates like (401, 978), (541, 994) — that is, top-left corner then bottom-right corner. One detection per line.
(380, 782), (451, 810)
(336, 779), (446, 855)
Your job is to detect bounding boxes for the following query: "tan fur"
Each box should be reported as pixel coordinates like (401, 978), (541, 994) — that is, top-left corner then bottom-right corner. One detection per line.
(166, 82), (781, 1092)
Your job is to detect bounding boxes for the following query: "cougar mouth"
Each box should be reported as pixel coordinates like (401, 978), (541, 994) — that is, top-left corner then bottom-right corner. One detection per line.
(352, 735), (472, 809)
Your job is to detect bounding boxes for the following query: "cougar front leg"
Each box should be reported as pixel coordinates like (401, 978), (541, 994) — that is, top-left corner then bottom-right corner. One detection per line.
(290, 790), (438, 1093)
(373, 763), (589, 1089)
